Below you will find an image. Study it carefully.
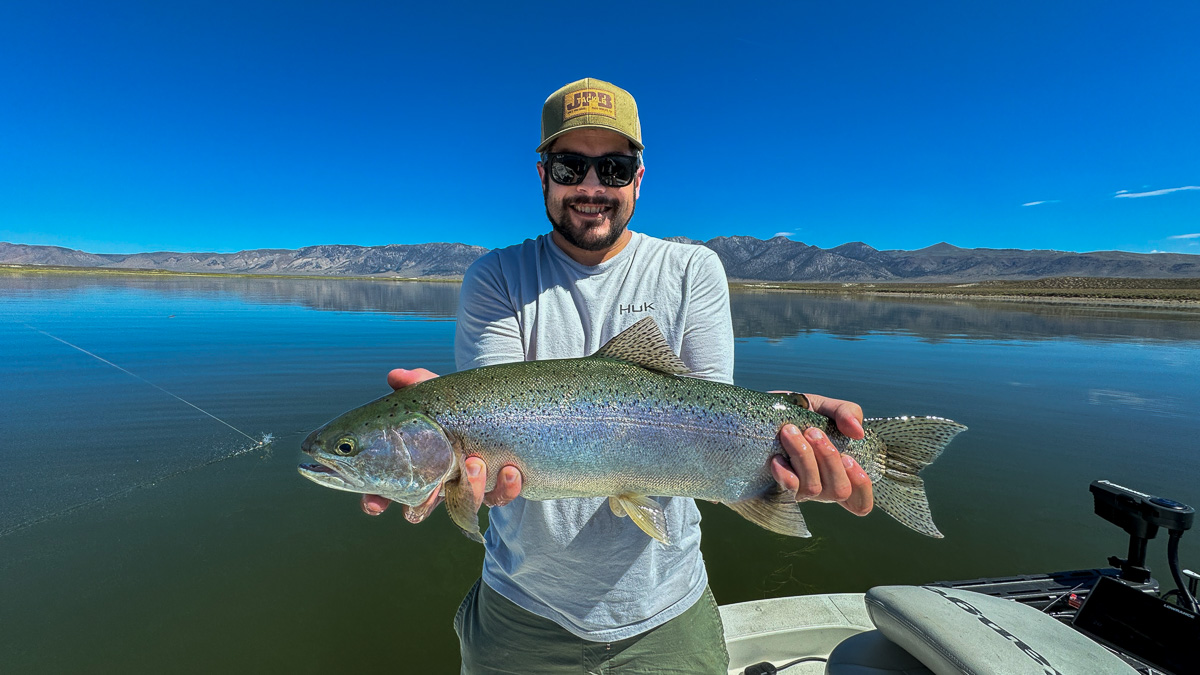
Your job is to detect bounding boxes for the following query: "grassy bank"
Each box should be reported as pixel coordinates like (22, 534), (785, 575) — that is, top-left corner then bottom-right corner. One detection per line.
(731, 277), (1200, 306)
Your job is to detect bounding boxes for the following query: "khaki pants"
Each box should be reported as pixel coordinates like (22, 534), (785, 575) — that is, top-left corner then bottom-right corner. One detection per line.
(454, 579), (730, 674)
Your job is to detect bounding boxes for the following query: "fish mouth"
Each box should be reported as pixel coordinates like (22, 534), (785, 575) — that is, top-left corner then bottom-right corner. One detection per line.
(298, 462), (338, 477)
(297, 458), (366, 492)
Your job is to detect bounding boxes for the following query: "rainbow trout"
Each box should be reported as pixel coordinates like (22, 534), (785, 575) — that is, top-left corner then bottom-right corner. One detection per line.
(299, 317), (966, 544)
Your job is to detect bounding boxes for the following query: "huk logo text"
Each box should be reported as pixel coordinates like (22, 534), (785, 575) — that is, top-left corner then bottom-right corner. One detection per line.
(619, 302), (655, 314)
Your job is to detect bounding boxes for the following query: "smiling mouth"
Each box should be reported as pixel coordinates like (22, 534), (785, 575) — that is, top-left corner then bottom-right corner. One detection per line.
(570, 204), (609, 217)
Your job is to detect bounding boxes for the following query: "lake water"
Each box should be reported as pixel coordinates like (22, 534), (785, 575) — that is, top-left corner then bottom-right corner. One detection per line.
(2, 273), (1198, 672)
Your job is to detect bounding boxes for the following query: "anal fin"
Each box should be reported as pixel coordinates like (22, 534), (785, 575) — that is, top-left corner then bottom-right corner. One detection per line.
(727, 485), (811, 538)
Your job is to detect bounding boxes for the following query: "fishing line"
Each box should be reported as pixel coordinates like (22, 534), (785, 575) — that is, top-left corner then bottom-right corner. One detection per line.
(2, 323), (275, 537)
(23, 323), (262, 445)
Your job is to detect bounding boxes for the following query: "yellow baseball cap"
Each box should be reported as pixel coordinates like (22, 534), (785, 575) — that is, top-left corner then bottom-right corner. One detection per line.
(537, 78), (643, 153)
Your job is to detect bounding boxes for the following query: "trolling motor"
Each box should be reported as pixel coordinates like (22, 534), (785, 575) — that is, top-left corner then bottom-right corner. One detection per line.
(1068, 481), (1200, 673)
(1089, 479), (1197, 612)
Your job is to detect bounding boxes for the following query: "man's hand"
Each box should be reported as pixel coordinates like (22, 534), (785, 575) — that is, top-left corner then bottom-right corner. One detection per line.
(359, 368), (524, 521)
(768, 393), (874, 517)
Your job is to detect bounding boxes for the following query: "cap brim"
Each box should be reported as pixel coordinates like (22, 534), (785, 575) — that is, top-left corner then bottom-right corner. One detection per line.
(536, 125), (644, 153)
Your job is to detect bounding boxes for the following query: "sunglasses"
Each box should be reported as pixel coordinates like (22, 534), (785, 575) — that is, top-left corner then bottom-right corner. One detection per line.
(542, 152), (640, 188)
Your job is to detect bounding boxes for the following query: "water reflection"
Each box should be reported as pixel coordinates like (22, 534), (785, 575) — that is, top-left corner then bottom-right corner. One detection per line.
(730, 290), (1200, 343)
(0, 274), (460, 317)
(4, 274), (1197, 343)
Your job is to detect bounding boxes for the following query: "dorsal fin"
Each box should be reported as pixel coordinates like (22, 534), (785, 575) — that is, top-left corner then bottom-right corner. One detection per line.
(593, 317), (689, 375)
(782, 392), (810, 409)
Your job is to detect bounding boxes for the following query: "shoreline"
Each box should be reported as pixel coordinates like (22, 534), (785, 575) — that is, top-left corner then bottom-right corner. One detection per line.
(733, 287), (1200, 310)
(730, 280), (1200, 310)
(4, 264), (1199, 309)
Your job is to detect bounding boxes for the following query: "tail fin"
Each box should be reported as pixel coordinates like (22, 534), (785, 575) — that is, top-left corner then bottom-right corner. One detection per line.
(863, 416), (966, 538)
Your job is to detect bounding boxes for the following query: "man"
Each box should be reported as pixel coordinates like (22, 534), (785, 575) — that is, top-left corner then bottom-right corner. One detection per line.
(363, 78), (873, 673)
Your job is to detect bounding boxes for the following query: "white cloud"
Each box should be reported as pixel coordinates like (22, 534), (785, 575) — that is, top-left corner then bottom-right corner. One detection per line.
(773, 231), (795, 238)
(1114, 186), (1200, 198)
(1022, 200), (1058, 206)
(1168, 233), (1200, 240)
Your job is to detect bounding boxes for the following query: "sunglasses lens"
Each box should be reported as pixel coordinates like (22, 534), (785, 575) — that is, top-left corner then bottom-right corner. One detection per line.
(547, 154), (637, 187)
(550, 155), (589, 185)
(596, 156), (635, 187)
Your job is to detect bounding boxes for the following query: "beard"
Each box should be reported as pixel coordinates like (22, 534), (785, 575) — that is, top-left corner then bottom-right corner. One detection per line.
(544, 184), (637, 252)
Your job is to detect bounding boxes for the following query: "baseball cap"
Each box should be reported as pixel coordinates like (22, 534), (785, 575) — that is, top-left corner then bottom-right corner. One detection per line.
(537, 78), (643, 153)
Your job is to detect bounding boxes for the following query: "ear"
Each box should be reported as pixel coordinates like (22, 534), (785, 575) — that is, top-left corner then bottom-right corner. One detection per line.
(633, 165), (645, 200)
(537, 160), (548, 195)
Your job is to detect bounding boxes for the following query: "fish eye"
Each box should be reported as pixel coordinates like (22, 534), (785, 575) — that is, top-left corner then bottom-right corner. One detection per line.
(333, 437), (358, 456)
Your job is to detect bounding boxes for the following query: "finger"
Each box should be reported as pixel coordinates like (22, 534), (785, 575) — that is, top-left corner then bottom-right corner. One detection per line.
(806, 427), (853, 502)
(361, 493), (391, 516)
(833, 406), (866, 440)
(401, 488), (443, 524)
(778, 424), (821, 499)
(484, 465), (523, 507)
(770, 456), (799, 494)
(387, 368), (439, 390)
(839, 455), (874, 516)
(807, 394), (866, 440)
(463, 456), (487, 510)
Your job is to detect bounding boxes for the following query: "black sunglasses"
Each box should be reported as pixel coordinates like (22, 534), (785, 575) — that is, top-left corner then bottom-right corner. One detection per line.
(542, 152), (640, 188)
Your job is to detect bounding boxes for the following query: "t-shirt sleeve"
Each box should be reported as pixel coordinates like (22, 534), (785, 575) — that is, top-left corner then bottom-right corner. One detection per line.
(455, 253), (526, 371)
(680, 249), (735, 385)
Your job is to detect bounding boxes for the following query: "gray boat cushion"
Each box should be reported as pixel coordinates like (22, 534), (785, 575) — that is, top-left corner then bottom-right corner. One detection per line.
(864, 585), (1136, 675)
(825, 629), (934, 674)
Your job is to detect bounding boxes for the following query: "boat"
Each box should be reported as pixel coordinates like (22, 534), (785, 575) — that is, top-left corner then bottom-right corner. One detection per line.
(719, 480), (1198, 674)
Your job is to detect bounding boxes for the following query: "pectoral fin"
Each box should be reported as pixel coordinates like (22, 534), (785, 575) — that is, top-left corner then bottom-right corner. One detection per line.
(612, 494), (670, 545)
(727, 485), (811, 538)
(444, 476), (484, 543)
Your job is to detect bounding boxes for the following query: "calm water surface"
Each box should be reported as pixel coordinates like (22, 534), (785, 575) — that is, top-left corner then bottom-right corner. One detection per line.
(2, 274), (1198, 672)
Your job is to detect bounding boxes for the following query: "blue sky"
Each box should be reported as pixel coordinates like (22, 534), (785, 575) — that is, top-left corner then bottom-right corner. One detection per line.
(2, 1), (1197, 255)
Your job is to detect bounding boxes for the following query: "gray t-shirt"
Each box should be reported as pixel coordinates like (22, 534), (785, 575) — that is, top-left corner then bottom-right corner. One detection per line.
(454, 231), (734, 641)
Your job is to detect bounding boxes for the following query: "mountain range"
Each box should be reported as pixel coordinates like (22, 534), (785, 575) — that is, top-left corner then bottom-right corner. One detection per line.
(3, 237), (1198, 282)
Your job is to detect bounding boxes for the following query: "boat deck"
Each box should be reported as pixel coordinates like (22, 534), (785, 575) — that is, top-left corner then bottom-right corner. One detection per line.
(720, 593), (872, 674)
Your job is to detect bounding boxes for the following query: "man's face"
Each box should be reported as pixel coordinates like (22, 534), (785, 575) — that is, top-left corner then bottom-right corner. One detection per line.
(538, 129), (644, 253)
